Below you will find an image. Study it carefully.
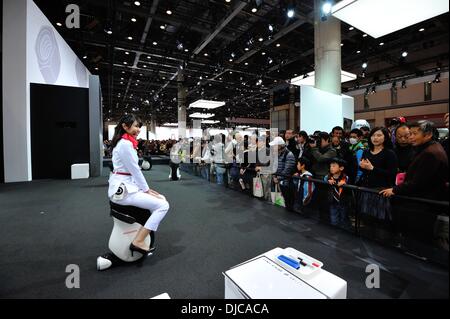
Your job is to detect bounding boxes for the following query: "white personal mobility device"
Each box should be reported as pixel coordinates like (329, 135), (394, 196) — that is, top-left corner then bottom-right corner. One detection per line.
(223, 247), (347, 299)
(97, 201), (154, 271)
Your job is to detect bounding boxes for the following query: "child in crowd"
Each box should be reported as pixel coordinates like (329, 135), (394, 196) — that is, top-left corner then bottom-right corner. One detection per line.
(324, 158), (350, 228)
(294, 157), (315, 212)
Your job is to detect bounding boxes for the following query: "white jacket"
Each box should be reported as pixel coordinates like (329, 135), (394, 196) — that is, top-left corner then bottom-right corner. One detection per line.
(108, 139), (149, 198)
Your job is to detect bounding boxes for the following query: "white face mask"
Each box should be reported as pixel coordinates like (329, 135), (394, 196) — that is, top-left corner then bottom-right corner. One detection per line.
(349, 138), (358, 145)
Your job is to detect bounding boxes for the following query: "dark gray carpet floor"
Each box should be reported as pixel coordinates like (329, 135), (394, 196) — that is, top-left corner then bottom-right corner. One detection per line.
(0, 165), (448, 299)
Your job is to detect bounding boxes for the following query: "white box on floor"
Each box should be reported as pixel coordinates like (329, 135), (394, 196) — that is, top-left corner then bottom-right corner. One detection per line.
(223, 247), (347, 299)
(71, 163), (89, 179)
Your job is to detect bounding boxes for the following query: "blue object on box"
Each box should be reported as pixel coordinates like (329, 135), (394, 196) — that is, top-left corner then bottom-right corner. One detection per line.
(277, 255), (300, 269)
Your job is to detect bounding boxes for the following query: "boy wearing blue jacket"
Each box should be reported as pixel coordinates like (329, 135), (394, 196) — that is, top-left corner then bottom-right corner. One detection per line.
(294, 157), (315, 212)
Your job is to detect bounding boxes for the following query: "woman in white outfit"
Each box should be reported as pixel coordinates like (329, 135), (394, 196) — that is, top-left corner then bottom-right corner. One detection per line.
(108, 114), (170, 255)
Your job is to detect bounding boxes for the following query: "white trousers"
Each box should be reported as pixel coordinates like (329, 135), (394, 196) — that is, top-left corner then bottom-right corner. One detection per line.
(111, 191), (170, 231)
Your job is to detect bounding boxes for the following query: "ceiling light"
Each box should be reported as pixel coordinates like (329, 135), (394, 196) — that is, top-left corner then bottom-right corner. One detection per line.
(229, 59), (233, 62)
(340, 43), (344, 46)
(356, 50), (361, 54)
(349, 26), (354, 30)
(258, 37), (264, 42)
(201, 120), (220, 124)
(362, 33), (368, 37)
(245, 62), (249, 65)
(287, 9), (295, 18)
(184, 48), (189, 52)
(83, 55), (87, 59)
(134, 1), (141, 6)
(251, 7), (257, 13)
(95, 67), (99, 70)
(245, 47), (249, 51)
(56, 22), (62, 27)
(143, 65), (147, 68)
(419, 28), (425, 32)
(189, 112), (215, 119)
(204, 53), (208, 57)
(125, 51), (130, 55)
(160, 25), (166, 30)
(153, 41), (157, 46)
(291, 70), (357, 86)
(166, 10), (172, 15)
(276, 43), (281, 47)
(261, 52), (266, 55)
(127, 36), (133, 40)
(131, 17), (137, 22)
(189, 100), (225, 110)
(331, 0), (448, 38)
(268, 24), (274, 32)
(401, 51), (408, 57)
(322, 2), (333, 15)
(362, 62), (368, 68)
(225, 0), (231, 3)
(379, 42), (384, 46)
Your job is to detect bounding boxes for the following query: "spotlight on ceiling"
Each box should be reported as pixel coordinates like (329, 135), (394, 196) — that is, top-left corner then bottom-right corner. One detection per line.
(166, 10), (172, 15)
(131, 17), (137, 22)
(322, 2), (332, 16)
(177, 41), (184, 50)
(268, 24), (274, 32)
(287, 9), (295, 18)
(134, 1), (141, 6)
(362, 62), (368, 69)
(401, 80), (407, 88)
(434, 73), (441, 83)
(401, 51), (408, 58)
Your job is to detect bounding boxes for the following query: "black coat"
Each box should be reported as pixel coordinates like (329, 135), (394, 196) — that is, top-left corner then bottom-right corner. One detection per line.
(393, 141), (448, 201)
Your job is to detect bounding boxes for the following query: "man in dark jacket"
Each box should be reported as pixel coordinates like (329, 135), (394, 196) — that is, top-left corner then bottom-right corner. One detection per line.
(394, 124), (415, 173)
(285, 129), (299, 159)
(309, 132), (337, 179)
(380, 121), (448, 244)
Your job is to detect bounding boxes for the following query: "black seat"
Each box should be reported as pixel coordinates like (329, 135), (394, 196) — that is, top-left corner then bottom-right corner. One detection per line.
(109, 201), (151, 226)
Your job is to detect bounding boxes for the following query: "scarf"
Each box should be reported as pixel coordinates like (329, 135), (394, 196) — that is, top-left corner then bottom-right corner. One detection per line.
(122, 133), (138, 149)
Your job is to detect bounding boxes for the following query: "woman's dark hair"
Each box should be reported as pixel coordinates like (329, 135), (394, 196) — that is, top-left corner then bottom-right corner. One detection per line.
(367, 127), (393, 151)
(111, 114), (142, 149)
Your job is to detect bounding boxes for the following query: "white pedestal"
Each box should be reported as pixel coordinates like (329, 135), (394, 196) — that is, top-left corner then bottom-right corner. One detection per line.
(71, 163), (90, 179)
(223, 247), (347, 299)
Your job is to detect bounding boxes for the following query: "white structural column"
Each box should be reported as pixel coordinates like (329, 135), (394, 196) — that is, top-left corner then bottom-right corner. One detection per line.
(2, 0), (30, 182)
(177, 67), (187, 138)
(314, 0), (342, 95)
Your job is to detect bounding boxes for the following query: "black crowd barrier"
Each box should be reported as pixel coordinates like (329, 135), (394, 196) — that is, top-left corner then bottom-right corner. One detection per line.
(179, 162), (449, 267)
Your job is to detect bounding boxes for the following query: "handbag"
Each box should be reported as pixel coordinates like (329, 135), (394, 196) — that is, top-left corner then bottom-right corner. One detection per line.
(253, 173), (264, 198)
(271, 183), (286, 207)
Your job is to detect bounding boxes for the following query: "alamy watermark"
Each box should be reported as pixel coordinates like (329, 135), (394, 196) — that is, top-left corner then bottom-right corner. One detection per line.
(65, 264), (80, 289)
(365, 264), (380, 289)
(65, 4), (80, 29)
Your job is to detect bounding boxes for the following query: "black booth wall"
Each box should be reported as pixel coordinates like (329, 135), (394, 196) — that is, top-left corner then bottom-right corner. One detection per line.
(1, 2), (4, 183)
(30, 83), (89, 179)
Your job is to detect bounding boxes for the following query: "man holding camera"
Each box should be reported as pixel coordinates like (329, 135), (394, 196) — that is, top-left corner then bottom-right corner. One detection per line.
(309, 132), (337, 180)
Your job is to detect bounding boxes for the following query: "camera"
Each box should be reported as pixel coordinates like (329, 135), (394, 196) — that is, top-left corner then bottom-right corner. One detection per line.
(308, 135), (321, 148)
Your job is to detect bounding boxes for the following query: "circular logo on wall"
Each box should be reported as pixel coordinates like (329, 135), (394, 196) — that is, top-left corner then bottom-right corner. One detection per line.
(35, 26), (61, 84)
(75, 58), (88, 87)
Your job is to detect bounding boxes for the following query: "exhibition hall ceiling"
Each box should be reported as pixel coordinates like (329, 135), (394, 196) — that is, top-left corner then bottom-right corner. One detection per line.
(35, 0), (449, 125)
